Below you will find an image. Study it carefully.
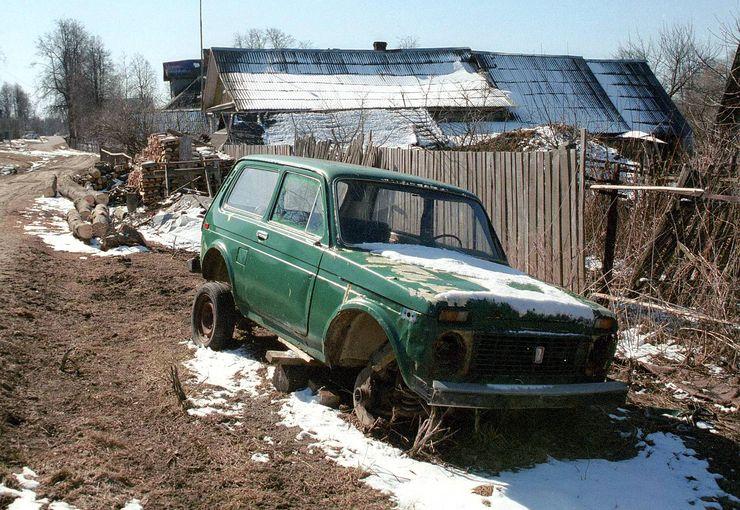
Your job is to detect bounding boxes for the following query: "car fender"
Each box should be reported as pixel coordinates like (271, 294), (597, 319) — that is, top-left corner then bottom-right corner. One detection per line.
(201, 240), (236, 286)
(323, 298), (412, 376)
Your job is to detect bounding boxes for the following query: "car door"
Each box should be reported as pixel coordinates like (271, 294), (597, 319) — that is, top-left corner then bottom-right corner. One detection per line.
(217, 164), (281, 312)
(245, 170), (327, 338)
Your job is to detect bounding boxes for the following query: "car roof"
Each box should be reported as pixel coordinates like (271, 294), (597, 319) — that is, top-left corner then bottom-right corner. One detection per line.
(240, 154), (476, 199)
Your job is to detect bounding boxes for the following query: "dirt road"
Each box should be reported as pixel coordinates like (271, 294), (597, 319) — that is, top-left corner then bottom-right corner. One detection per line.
(0, 145), (389, 508)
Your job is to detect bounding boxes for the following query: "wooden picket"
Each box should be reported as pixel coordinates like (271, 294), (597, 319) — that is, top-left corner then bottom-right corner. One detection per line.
(222, 143), (585, 292)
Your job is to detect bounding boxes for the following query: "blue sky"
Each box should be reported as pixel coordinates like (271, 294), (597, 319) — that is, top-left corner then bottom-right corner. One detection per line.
(1, 0), (737, 103)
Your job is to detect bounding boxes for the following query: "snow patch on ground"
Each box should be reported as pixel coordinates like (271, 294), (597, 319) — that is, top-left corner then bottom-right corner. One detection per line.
(617, 326), (687, 363)
(23, 197), (148, 257)
(359, 243), (594, 320)
(0, 466), (105, 509)
(251, 453), (270, 463)
(183, 343), (733, 510)
(121, 499), (144, 510)
(183, 343), (266, 416)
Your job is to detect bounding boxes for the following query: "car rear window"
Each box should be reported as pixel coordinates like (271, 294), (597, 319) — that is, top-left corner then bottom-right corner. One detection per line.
(226, 166), (279, 216)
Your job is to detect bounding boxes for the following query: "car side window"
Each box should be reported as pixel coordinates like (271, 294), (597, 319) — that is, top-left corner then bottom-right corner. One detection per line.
(271, 173), (325, 237)
(225, 166), (279, 216)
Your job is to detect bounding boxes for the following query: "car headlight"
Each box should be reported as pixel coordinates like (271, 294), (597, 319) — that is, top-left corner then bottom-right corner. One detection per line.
(594, 316), (617, 331)
(432, 332), (469, 377)
(438, 308), (469, 323)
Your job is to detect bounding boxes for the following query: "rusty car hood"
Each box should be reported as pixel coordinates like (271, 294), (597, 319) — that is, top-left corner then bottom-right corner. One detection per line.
(323, 245), (610, 324)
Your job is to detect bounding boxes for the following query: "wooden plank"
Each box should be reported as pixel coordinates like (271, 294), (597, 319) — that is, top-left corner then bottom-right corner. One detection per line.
(506, 152), (516, 264)
(536, 152), (546, 282)
(550, 152), (562, 286)
(527, 151), (537, 276)
(588, 184), (705, 196)
(569, 149), (579, 291)
(277, 337), (316, 363)
(516, 152), (526, 271)
(559, 150), (572, 288)
(266, 350), (317, 366)
(544, 152), (553, 284)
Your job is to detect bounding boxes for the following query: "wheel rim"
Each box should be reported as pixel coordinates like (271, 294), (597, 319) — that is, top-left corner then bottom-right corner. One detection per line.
(197, 296), (215, 341)
(353, 367), (379, 428)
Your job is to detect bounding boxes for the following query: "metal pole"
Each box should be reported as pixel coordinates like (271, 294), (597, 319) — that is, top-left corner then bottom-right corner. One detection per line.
(199, 0), (204, 108)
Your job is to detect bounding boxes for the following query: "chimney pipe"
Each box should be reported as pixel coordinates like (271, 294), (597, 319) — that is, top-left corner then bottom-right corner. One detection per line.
(373, 41), (388, 51)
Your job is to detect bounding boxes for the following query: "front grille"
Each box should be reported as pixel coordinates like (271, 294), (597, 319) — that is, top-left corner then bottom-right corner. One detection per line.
(470, 333), (587, 381)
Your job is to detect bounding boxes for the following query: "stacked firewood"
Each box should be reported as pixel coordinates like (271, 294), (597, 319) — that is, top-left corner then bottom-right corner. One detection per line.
(128, 131), (234, 205)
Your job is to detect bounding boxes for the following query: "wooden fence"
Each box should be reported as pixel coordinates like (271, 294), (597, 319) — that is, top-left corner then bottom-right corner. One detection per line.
(223, 142), (585, 292)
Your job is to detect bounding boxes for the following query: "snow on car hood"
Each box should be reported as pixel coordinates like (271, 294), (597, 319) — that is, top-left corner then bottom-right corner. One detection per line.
(358, 243), (595, 321)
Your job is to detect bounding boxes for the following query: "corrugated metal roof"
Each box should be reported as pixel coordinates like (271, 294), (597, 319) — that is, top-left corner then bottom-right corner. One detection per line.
(474, 52), (629, 133)
(257, 108), (443, 147)
(209, 47), (513, 111)
(148, 109), (209, 134)
(586, 59), (691, 140)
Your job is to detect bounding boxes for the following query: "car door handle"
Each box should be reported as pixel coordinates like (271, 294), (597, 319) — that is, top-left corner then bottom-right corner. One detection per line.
(256, 230), (269, 241)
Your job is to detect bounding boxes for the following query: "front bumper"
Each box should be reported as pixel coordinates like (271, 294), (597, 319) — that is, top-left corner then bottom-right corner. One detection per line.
(429, 379), (628, 409)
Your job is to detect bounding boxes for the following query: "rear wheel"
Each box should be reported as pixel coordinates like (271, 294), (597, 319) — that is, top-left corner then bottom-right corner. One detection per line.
(191, 282), (237, 350)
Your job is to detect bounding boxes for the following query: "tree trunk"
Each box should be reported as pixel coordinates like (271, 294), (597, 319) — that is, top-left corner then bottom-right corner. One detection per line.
(66, 209), (93, 241)
(75, 198), (93, 220)
(58, 175), (95, 204)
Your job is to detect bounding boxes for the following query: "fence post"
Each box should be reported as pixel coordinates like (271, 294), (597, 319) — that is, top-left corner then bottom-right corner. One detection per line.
(598, 162), (620, 298)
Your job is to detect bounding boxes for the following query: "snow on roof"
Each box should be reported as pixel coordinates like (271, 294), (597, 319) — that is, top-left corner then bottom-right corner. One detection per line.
(209, 47), (514, 111)
(619, 130), (667, 144)
(586, 60), (691, 141)
(256, 108), (444, 147)
(474, 53), (629, 134)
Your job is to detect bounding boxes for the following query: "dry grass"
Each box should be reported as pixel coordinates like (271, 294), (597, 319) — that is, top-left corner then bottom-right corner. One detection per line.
(583, 132), (738, 366)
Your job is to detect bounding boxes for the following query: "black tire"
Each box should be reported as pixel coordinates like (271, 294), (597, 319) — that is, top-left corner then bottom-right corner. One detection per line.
(191, 282), (237, 350)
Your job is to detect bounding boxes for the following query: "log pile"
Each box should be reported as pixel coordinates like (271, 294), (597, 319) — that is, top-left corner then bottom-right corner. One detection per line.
(70, 156), (132, 207)
(127, 131), (234, 205)
(57, 171), (143, 248)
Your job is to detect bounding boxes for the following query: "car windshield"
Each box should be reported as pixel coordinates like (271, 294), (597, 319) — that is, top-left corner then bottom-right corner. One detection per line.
(335, 179), (506, 261)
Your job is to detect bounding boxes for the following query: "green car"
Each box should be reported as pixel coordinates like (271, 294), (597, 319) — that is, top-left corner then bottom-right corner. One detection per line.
(191, 155), (626, 422)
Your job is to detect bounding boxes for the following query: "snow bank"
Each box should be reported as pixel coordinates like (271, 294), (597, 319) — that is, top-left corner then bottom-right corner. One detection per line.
(138, 195), (209, 252)
(182, 343), (734, 510)
(359, 243), (594, 320)
(138, 207), (203, 252)
(23, 197), (148, 257)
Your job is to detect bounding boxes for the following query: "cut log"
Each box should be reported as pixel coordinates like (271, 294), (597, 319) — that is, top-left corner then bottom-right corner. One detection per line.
(112, 207), (128, 222)
(91, 204), (110, 238)
(94, 192), (110, 206)
(100, 224), (146, 251)
(66, 209), (93, 241)
(42, 174), (57, 197)
(75, 198), (93, 220)
(58, 175), (95, 205)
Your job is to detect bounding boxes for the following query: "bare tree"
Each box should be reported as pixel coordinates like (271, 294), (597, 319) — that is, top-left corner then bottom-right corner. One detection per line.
(233, 27), (310, 49)
(616, 22), (718, 98)
(233, 28), (268, 49)
(36, 19), (94, 142)
(397, 36), (419, 49)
